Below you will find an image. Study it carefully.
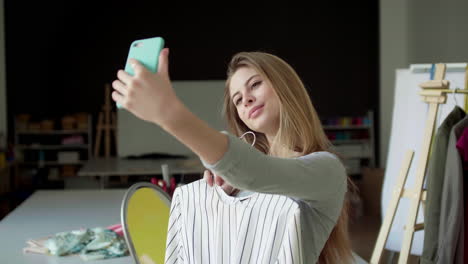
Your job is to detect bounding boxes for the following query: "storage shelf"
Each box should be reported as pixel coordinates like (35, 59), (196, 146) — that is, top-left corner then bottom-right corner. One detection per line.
(323, 125), (371, 130)
(16, 129), (89, 135)
(21, 161), (86, 166)
(17, 144), (90, 150)
(14, 114), (93, 187)
(343, 154), (373, 159)
(331, 139), (370, 144)
(323, 110), (376, 170)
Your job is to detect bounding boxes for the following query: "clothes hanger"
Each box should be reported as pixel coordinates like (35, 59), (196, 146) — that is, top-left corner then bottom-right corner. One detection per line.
(240, 131), (256, 147)
(453, 88), (459, 107)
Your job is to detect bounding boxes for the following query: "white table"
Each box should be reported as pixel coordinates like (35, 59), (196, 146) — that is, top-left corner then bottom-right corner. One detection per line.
(0, 188), (368, 264)
(0, 189), (132, 264)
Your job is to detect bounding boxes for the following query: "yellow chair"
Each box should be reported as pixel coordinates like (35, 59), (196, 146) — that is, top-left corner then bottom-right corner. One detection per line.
(121, 182), (172, 264)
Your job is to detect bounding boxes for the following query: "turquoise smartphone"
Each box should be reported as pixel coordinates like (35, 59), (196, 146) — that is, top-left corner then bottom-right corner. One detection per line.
(117, 36), (165, 108)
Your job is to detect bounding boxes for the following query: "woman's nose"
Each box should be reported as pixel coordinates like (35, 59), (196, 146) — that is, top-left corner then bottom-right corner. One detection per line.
(244, 96), (255, 106)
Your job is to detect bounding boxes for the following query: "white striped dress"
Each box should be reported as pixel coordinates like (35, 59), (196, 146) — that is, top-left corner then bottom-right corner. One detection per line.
(165, 131), (347, 263)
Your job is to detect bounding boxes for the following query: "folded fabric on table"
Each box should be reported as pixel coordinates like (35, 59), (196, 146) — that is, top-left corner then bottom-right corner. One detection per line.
(24, 225), (128, 261)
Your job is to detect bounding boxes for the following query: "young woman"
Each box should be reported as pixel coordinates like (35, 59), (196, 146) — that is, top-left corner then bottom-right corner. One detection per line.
(112, 48), (354, 263)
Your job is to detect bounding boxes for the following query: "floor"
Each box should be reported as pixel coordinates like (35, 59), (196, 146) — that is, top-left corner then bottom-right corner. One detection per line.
(349, 213), (421, 264)
(349, 213), (381, 261)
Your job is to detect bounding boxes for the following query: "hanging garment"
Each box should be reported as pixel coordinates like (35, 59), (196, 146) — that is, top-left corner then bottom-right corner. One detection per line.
(455, 128), (468, 168)
(455, 128), (468, 264)
(165, 131), (348, 264)
(438, 113), (468, 263)
(422, 106), (465, 264)
(166, 180), (305, 264)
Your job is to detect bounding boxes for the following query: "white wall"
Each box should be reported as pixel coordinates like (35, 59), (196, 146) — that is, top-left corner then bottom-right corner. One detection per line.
(379, 0), (468, 167)
(379, 0), (408, 167)
(407, 0), (468, 63)
(117, 80), (227, 157)
(0, 0), (6, 147)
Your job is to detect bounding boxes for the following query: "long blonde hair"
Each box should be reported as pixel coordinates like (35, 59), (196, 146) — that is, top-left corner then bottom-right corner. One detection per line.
(223, 51), (354, 264)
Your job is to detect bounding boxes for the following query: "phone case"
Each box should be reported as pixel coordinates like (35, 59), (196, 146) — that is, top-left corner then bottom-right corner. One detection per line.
(124, 37), (165, 75)
(117, 37), (165, 108)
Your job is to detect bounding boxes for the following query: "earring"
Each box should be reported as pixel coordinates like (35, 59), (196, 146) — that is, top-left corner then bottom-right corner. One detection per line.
(240, 131), (256, 147)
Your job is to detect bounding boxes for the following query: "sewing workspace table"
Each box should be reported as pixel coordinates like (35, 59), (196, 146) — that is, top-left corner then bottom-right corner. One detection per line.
(0, 169), (369, 264)
(0, 189), (131, 264)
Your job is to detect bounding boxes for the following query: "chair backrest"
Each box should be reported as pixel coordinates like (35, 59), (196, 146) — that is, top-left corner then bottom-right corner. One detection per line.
(121, 182), (172, 264)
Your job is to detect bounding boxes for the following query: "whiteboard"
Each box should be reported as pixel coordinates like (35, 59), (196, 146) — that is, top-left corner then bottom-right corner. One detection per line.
(117, 80), (227, 157)
(382, 66), (466, 255)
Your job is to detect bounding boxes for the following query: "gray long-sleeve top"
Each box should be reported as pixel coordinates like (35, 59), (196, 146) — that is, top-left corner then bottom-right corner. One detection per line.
(200, 131), (348, 263)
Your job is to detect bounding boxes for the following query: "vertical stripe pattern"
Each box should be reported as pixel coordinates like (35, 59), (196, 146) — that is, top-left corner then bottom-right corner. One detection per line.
(165, 180), (305, 264)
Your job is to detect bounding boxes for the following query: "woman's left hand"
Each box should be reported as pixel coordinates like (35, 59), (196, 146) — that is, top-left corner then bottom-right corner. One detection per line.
(203, 169), (239, 196)
(111, 48), (182, 127)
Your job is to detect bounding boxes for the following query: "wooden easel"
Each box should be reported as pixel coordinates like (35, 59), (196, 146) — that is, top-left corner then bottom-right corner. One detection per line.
(94, 84), (117, 157)
(370, 64), (468, 263)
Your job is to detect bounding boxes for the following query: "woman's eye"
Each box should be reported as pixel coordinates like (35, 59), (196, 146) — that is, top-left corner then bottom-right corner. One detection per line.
(252, 81), (261, 88)
(235, 98), (242, 105)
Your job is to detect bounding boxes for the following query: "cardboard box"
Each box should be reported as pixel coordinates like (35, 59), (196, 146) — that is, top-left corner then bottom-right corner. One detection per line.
(57, 152), (79, 164)
(360, 167), (384, 217)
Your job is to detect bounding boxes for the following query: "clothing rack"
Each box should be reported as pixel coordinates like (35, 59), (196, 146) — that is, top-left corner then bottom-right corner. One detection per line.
(370, 64), (468, 263)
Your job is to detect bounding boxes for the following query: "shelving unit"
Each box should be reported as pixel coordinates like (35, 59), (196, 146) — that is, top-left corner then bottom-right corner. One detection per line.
(13, 115), (92, 189)
(322, 110), (375, 179)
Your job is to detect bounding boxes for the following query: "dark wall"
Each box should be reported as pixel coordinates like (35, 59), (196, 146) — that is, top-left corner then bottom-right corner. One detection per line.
(5, 1), (379, 134)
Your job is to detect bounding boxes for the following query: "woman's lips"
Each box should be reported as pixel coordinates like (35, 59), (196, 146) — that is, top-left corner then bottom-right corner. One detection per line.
(249, 105), (264, 119)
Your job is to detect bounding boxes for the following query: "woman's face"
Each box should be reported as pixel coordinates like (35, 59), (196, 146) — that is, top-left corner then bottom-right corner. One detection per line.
(229, 66), (281, 135)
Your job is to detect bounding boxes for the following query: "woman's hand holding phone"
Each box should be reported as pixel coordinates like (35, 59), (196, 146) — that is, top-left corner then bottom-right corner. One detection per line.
(112, 48), (183, 127)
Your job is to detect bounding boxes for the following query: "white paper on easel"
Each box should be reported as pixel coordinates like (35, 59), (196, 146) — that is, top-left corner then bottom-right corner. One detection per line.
(382, 67), (466, 255)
